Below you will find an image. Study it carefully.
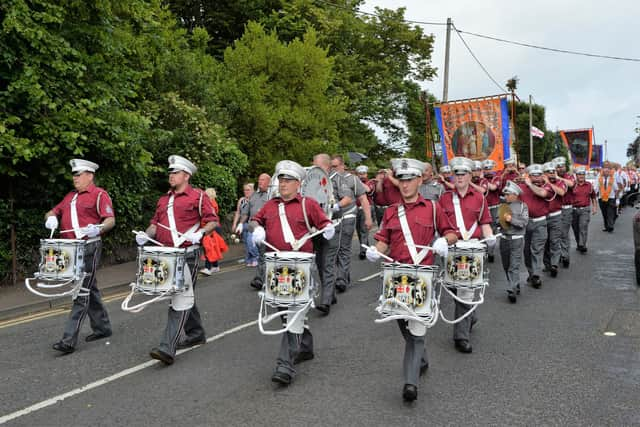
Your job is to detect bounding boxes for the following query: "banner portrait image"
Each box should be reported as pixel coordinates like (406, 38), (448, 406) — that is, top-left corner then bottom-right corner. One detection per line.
(434, 96), (511, 170)
(590, 144), (603, 168)
(559, 129), (593, 167)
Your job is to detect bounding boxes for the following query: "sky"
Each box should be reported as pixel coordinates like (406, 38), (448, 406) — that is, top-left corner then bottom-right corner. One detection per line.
(362, 0), (640, 164)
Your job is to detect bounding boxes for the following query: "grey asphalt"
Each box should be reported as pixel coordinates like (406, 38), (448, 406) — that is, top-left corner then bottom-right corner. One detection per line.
(0, 209), (638, 426)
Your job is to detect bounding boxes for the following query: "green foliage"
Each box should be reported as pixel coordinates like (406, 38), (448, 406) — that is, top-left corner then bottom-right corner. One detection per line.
(512, 100), (554, 165)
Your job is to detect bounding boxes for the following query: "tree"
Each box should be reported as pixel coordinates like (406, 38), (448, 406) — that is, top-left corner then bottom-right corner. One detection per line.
(511, 100), (555, 164)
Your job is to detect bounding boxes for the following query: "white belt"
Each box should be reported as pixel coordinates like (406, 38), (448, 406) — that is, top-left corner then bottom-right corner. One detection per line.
(575, 205), (590, 210)
(547, 211), (562, 218)
(489, 204), (500, 209)
(531, 216), (546, 223)
(562, 205), (573, 209)
(500, 234), (524, 240)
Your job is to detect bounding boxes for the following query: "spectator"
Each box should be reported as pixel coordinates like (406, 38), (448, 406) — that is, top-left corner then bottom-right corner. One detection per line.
(200, 188), (228, 275)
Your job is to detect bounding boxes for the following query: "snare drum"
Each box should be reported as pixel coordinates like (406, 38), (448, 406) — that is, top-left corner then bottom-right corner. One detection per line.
(132, 246), (189, 295)
(263, 251), (315, 307)
(377, 262), (439, 326)
(444, 240), (487, 289)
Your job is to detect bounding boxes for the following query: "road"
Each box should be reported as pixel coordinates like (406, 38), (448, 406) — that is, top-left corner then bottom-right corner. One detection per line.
(1, 209), (639, 426)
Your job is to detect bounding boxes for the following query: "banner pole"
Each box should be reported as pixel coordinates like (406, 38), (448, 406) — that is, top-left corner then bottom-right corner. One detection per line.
(529, 95), (534, 164)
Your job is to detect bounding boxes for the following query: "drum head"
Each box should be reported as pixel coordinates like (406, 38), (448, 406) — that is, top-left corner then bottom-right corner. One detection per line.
(301, 166), (334, 215)
(455, 240), (484, 250)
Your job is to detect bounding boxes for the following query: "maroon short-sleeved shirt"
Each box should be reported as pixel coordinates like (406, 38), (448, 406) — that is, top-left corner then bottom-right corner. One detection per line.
(558, 173), (576, 205)
(374, 196), (455, 265)
(485, 174), (502, 206)
(501, 171), (520, 189)
(547, 179), (567, 212)
(253, 195), (331, 253)
(373, 176), (402, 207)
(438, 187), (492, 240)
(52, 184), (115, 239)
(518, 182), (553, 218)
(151, 185), (218, 247)
(471, 177), (489, 193)
(571, 181), (596, 207)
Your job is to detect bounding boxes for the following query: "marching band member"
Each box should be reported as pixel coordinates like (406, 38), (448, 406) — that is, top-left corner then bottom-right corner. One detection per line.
(553, 157), (575, 268)
(519, 164), (552, 289)
(483, 159), (502, 263)
(499, 181), (529, 303)
(251, 160), (334, 386)
(438, 165), (455, 191)
(542, 162), (567, 278)
(500, 158), (520, 184)
(239, 173), (271, 289)
(366, 158), (456, 402)
(438, 157), (495, 354)
(470, 160), (488, 195)
(355, 165), (376, 259)
(47, 159), (116, 354)
(330, 155), (372, 294)
(571, 166), (598, 252)
(598, 162), (618, 232)
(136, 155), (218, 365)
(418, 163), (444, 201)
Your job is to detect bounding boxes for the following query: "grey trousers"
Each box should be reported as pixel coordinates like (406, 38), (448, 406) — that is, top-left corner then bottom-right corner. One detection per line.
(158, 250), (205, 356)
(356, 207), (373, 255)
(397, 320), (428, 386)
(453, 298), (478, 343)
(543, 214), (563, 269)
(61, 240), (111, 347)
(488, 205), (499, 257)
(314, 234), (339, 306)
(559, 208), (573, 262)
(275, 324), (313, 378)
(572, 207), (591, 247)
(499, 236), (523, 293)
(253, 244), (267, 286)
(524, 219), (548, 278)
(335, 216), (357, 289)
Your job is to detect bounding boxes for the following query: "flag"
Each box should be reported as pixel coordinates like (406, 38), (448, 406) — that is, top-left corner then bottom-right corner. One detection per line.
(530, 126), (544, 138)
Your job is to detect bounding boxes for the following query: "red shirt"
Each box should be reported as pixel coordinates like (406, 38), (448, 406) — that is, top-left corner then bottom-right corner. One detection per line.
(52, 184), (114, 239)
(471, 177), (489, 193)
(438, 187), (492, 240)
(485, 174), (502, 206)
(356, 178), (375, 207)
(374, 196), (455, 265)
(547, 179), (567, 212)
(501, 171), (520, 189)
(253, 194), (331, 253)
(518, 182), (553, 218)
(373, 176), (402, 207)
(558, 173), (576, 206)
(571, 181), (596, 207)
(151, 185), (217, 247)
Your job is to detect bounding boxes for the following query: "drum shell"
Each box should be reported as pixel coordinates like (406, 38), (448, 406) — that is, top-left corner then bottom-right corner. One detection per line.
(37, 239), (87, 280)
(133, 246), (188, 295)
(379, 262), (438, 319)
(263, 251), (315, 307)
(444, 241), (487, 288)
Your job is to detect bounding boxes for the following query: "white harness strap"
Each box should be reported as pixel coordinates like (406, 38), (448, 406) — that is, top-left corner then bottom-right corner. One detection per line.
(452, 193), (477, 241)
(69, 193), (83, 239)
(278, 202), (296, 246)
(166, 194), (199, 247)
(301, 197), (314, 233)
(398, 204), (430, 265)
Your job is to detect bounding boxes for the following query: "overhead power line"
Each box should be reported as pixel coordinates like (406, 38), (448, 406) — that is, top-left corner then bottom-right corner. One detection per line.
(452, 24), (505, 93)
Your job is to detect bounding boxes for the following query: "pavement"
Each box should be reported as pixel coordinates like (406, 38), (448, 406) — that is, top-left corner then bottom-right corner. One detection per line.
(0, 241), (248, 322)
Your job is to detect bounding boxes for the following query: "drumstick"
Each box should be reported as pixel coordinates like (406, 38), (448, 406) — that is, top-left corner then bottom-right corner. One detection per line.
(479, 233), (502, 243)
(404, 242), (435, 251)
(57, 224), (105, 234)
(156, 222), (186, 237)
(360, 244), (394, 262)
(49, 228), (55, 239)
(131, 230), (165, 246)
(262, 240), (280, 252)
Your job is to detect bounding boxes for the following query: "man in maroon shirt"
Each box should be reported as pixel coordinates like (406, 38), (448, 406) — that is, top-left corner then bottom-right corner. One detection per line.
(500, 158), (520, 186)
(355, 165), (375, 259)
(251, 160), (333, 386)
(136, 155), (218, 365)
(571, 166), (598, 252)
(483, 159), (502, 262)
(542, 162), (567, 278)
(46, 159), (116, 354)
(518, 164), (553, 289)
(438, 157), (495, 354)
(554, 157), (576, 267)
(366, 157), (456, 402)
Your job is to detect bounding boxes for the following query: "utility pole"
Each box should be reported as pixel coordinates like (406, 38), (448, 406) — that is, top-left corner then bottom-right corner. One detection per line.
(529, 94), (533, 164)
(604, 139), (608, 161)
(442, 18), (452, 102)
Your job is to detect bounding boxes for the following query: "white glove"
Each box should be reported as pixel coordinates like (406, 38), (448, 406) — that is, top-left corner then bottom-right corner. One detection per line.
(235, 223), (243, 234)
(252, 226), (266, 245)
(432, 237), (449, 258)
(185, 230), (204, 244)
(45, 216), (58, 230)
(366, 246), (381, 262)
(135, 232), (149, 246)
(84, 224), (101, 238)
(332, 203), (341, 213)
(484, 235), (496, 249)
(322, 223), (335, 240)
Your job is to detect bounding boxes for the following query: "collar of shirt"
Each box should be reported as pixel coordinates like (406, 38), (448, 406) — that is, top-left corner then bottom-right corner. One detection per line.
(275, 194), (303, 205)
(167, 184), (197, 197)
(454, 186), (477, 199)
(76, 183), (97, 194)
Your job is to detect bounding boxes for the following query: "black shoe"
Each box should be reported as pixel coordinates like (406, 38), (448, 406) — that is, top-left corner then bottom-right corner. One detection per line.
(358, 252), (366, 260)
(454, 340), (472, 353)
(607, 228), (614, 233)
(507, 291), (517, 303)
(150, 348), (174, 365)
(531, 275), (542, 289)
(402, 384), (418, 401)
(419, 363), (429, 377)
(176, 335), (206, 349)
(602, 228), (608, 232)
(316, 304), (330, 315)
(271, 371), (291, 385)
(250, 279), (263, 290)
(293, 351), (314, 365)
(52, 341), (75, 354)
(335, 283), (347, 293)
(85, 331), (112, 342)
(550, 265), (558, 278)
(487, 254), (494, 263)
(561, 258), (570, 268)
(331, 296), (337, 305)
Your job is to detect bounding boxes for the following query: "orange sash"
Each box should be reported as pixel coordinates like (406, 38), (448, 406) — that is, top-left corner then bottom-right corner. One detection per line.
(598, 172), (614, 202)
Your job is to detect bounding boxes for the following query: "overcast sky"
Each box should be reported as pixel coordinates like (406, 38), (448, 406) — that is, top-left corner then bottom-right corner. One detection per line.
(362, 0), (639, 164)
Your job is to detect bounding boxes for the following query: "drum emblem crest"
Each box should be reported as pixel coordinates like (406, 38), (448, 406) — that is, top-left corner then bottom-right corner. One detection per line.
(267, 266), (306, 296)
(447, 254), (480, 281)
(44, 247), (70, 273)
(384, 274), (427, 307)
(142, 258), (169, 285)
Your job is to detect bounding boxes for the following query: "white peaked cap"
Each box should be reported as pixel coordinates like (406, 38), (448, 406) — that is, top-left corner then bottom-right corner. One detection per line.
(439, 165), (452, 173)
(449, 157), (474, 173)
(391, 158), (426, 180)
(504, 158), (516, 165)
(553, 156), (566, 166)
(355, 165), (369, 174)
(542, 162), (556, 172)
(575, 166), (587, 174)
(527, 164), (544, 175)
(473, 161), (483, 171)
(168, 155), (197, 175)
(276, 160), (306, 181)
(482, 159), (496, 170)
(70, 159), (99, 173)
(502, 180), (522, 195)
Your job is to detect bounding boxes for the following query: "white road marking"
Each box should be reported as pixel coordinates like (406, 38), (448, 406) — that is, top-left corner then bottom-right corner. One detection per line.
(0, 320), (257, 425)
(358, 272), (381, 282)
